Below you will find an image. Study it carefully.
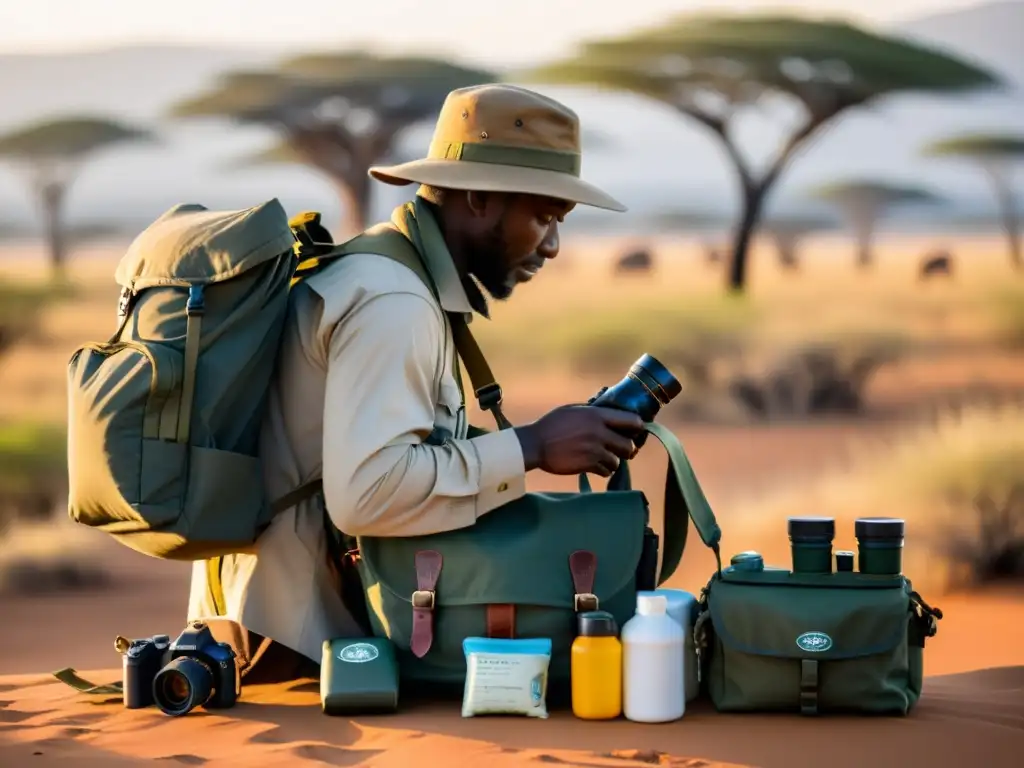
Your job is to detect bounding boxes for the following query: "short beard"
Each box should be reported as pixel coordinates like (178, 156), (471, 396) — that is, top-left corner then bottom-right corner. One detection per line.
(469, 220), (514, 301)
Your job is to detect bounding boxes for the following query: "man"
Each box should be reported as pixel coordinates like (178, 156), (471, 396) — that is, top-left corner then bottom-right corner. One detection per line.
(187, 83), (643, 673)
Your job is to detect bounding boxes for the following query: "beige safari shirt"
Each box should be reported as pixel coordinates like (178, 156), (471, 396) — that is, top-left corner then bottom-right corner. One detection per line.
(186, 246), (527, 663)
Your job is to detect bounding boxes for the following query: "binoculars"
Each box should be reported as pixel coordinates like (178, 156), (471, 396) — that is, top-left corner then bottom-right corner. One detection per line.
(786, 516), (905, 576)
(730, 517), (905, 577)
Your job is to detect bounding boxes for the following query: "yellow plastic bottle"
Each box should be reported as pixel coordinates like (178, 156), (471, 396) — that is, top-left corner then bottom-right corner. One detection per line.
(571, 610), (623, 720)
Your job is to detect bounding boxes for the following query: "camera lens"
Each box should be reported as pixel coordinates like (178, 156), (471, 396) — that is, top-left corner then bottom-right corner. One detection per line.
(153, 657), (213, 716)
(591, 353), (682, 422)
(629, 354), (682, 406)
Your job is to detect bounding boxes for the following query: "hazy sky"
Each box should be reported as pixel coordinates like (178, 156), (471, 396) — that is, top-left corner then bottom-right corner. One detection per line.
(2, 0), (985, 63)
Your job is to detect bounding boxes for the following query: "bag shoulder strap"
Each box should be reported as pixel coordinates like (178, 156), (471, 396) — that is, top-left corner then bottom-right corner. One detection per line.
(579, 421), (722, 585)
(643, 421), (722, 583)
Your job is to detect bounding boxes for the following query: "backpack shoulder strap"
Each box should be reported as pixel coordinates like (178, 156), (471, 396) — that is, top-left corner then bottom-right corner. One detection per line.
(288, 212), (509, 429)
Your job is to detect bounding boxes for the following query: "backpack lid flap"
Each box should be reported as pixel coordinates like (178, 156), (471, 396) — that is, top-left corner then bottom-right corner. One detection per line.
(115, 199), (296, 290)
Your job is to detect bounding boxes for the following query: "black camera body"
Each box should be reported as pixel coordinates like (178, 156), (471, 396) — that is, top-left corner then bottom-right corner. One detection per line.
(151, 621), (240, 716)
(121, 634), (172, 709)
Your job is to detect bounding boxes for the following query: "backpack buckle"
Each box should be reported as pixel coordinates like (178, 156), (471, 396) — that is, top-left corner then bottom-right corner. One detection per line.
(117, 287), (134, 318)
(186, 285), (206, 316)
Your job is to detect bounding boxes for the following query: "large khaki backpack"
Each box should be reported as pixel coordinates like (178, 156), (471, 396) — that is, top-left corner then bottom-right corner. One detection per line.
(66, 200), (312, 560)
(65, 202), (483, 565)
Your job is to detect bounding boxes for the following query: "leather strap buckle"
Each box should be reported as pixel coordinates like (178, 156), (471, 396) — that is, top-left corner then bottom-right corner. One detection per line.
(569, 550), (598, 612)
(411, 589), (436, 610)
(410, 550), (443, 659)
(574, 592), (599, 612)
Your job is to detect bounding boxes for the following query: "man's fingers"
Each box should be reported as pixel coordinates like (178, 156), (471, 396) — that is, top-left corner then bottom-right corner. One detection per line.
(589, 448), (619, 477)
(601, 427), (636, 460)
(592, 407), (645, 434)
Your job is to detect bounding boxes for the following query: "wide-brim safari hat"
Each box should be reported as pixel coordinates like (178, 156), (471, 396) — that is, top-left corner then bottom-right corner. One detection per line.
(368, 84), (627, 213)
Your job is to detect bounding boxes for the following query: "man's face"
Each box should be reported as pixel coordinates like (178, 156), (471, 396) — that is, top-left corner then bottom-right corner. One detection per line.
(467, 193), (571, 301)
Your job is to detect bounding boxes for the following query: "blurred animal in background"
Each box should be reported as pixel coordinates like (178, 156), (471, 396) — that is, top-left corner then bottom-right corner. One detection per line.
(919, 249), (955, 280)
(614, 247), (654, 275)
(702, 242), (724, 266)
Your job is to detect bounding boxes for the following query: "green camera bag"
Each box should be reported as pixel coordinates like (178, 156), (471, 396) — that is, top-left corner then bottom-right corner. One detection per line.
(356, 422), (723, 693)
(694, 563), (943, 716)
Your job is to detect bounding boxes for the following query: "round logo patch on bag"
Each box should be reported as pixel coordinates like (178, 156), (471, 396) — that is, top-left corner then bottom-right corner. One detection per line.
(795, 631), (833, 652)
(338, 642), (379, 663)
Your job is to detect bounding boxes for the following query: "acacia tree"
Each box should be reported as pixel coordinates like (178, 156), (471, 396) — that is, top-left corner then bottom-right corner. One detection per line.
(0, 116), (152, 279)
(762, 215), (834, 270)
(172, 53), (494, 236)
(923, 133), (1024, 270)
(522, 14), (1000, 292)
(810, 180), (942, 268)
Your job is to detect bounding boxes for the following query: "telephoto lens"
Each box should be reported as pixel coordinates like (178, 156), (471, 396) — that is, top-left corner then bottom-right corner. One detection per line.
(153, 656), (216, 717)
(788, 517), (835, 573)
(590, 354), (683, 423)
(855, 518), (905, 575)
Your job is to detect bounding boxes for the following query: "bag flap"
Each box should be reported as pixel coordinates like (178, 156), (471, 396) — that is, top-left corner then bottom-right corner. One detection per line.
(707, 577), (911, 661)
(358, 490), (646, 609)
(115, 200), (296, 290)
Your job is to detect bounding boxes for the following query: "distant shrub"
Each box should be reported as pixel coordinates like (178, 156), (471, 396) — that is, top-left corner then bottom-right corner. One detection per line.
(731, 403), (1024, 592)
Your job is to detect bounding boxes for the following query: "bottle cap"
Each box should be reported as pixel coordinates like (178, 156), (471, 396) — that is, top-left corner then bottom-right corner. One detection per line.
(636, 594), (668, 617)
(787, 517), (835, 541)
(577, 610), (619, 637)
(855, 517), (905, 541)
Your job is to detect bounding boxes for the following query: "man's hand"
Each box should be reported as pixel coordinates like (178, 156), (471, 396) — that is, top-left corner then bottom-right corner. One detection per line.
(514, 405), (645, 477)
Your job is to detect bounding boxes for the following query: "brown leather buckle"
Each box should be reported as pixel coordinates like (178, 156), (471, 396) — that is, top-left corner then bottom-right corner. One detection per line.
(574, 592), (599, 612)
(411, 589), (436, 610)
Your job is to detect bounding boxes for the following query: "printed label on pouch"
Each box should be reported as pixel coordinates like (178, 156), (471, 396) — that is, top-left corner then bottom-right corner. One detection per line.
(338, 643), (379, 663)
(795, 631), (833, 652)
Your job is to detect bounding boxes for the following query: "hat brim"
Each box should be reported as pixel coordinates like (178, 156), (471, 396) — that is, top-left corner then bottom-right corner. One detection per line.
(368, 159), (627, 213)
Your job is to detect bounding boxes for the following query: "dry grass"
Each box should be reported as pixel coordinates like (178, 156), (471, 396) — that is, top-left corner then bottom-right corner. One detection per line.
(731, 402), (1024, 594)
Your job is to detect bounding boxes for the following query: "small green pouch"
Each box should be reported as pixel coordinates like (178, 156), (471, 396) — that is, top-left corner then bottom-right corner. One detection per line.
(321, 638), (399, 715)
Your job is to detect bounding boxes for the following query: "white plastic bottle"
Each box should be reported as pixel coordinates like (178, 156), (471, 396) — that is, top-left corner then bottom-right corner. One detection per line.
(621, 593), (685, 723)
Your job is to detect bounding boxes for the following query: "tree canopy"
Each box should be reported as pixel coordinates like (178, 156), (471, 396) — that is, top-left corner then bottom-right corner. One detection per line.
(520, 13), (1002, 291)
(0, 116), (151, 161)
(922, 132), (1024, 270)
(810, 180), (943, 208)
(172, 52), (494, 234)
(809, 179), (943, 267)
(0, 116), (152, 278)
(923, 134), (1024, 161)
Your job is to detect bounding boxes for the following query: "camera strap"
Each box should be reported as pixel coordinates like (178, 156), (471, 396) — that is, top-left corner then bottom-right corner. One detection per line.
(51, 667), (123, 698)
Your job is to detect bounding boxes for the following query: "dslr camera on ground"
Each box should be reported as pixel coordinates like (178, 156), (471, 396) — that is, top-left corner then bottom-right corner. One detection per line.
(121, 620), (239, 716)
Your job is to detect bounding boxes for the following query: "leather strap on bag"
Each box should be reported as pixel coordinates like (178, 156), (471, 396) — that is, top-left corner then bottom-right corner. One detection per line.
(569, 550), (599, 612)
(486, 604), (517, 639)
(410, 549), (443, 658)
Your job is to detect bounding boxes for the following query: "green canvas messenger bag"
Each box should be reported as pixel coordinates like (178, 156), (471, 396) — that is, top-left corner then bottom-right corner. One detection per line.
(693, 551), (944, 716)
